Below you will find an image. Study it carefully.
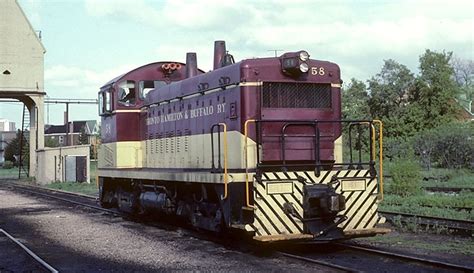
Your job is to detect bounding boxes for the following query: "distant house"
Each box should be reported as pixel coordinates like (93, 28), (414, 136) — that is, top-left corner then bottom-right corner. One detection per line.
(44, 120), (99, 148)
(456, 98), (474, 121)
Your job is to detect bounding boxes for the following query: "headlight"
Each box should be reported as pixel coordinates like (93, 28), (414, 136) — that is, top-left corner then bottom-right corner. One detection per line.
(299, 62), (309, 73)
(299, 51), (310, 61)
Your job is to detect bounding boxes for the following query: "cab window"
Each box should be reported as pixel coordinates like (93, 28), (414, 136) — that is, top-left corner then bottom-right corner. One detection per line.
(99, 89), (113, 116)
(118, 80), (136, 106)
(139, 80), (167, 99)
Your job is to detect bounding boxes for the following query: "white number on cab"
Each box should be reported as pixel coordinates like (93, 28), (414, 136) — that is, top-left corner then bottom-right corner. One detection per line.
(311, 67), (325, 76)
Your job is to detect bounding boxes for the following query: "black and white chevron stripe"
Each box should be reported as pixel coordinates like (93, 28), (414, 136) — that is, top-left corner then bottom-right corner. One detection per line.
(245, 169), (386, 237)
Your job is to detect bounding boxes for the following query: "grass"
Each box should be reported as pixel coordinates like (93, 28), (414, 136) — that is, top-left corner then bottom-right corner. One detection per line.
(45, 160), (99, 195)
(420, 168), (473, 189)
(380, 167), (474, 227)
(0, 166), (20, 178)
(356, 233), (474, 256)
(47, 181), (98, 196)
(382, 192), (474, 210)
(380, 203), (473, 221)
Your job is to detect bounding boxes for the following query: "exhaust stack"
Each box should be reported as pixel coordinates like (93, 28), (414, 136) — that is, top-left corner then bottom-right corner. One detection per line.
(185, 52), (198, 78)
(213, 40), (226, 70)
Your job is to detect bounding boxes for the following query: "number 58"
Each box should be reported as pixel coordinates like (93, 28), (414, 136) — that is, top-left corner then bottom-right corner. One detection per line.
(311, 67), (325, 76)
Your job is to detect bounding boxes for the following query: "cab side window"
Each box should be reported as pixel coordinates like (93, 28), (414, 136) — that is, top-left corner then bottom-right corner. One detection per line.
(139, 80), (167, 100)
(98, 88), (113, 115)
(118, 80), (136, 106)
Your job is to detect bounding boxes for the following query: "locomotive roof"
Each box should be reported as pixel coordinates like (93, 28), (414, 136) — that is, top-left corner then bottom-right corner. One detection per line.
(144, 57), (340, 106)
(144, 60), (243, 106)
(100, 61), (204, 89)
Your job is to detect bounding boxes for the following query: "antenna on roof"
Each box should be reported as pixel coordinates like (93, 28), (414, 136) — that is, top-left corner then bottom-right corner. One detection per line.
(267, 49), (284, 57)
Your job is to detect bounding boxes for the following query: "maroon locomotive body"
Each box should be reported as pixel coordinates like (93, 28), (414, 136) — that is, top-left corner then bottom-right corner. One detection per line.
(98, 41), (388, 242)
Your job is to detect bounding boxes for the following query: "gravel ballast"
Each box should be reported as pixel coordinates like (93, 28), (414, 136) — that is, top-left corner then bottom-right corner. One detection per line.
(0, 187), (335, 272)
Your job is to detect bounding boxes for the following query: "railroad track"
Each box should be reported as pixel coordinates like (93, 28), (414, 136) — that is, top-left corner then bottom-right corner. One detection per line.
(0, 228), (58, 273)
(423, 186), (474, 193)
(382, 203), (472, 212)
(380, 210), (473, 235)
(3, 182), (474, 272)
(278, 242), (474, 273)
(0, 182), (119, 216)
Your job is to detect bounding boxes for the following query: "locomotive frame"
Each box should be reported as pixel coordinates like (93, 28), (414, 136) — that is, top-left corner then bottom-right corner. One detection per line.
(97, 41), (390, 242)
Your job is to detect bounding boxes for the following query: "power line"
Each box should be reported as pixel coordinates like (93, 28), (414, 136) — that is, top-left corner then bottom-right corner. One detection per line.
(0, 98), (98, 104)
(45, 98), (97, 104)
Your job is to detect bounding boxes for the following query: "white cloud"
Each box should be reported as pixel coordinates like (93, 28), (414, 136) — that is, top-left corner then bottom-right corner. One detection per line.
(45, 64), (140, 98)
(10, 0), (473, 125)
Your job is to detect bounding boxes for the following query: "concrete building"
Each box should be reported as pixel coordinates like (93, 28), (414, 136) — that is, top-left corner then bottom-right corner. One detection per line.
(0, 119), (16, 132)
(0, 119), (17, 165)
(0, 0), (46, 177)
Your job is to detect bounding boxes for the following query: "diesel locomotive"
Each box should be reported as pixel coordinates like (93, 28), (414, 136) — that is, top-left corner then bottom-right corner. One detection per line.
(97, 41), (389, 242)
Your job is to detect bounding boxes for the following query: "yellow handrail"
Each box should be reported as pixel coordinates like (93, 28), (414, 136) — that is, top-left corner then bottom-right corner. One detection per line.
(350, 121), (383, 201)
(373, 120), (384, 201)
(244, 119), (256, 208)
(219, 123), (229, 200)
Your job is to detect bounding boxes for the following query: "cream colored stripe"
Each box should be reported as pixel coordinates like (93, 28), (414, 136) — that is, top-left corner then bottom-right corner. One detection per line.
(331, 83), (341, 88)
(255, 186), (299, 234)
(239, 81), (263, 86)
(283, 171), (298, 180)
(340, 181), (377, 229)
(365, 211), (379, 229)
(98, 168), (247, 184)
(264, 172), (277, 180)
(338, 190), (364, 227)
(113, 109), (143, 113)
(269, 193), (304, 232)
(254, 184), (279, 235)
(345, 194), (378, 230)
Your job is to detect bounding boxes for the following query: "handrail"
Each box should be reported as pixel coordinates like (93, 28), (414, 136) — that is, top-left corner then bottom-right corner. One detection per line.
(373, 120), (384, 201)
(349, 121), (376, 161)
(348, 121), (383, 200)
(244, 119), (256, 208)
(219, 123), (229, 199)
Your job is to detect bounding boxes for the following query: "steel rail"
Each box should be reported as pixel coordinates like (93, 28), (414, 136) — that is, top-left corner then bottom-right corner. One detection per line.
(0, 228), (59, 273)
(380, 210), (473, 232)
(337, 243), (474, 272)
(6, 184), (120, 216)
(277, 251), (358, 272)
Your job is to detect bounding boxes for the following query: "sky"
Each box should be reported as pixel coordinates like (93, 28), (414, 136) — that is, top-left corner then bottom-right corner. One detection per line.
(1, 0), (473, 127)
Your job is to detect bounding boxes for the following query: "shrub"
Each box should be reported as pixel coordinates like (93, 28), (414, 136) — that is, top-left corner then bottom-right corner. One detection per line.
(413, 122), (473, 169)
(384, 137), (414, 160)
(2, 161), (14, 169)
(387, 159), (421, 196)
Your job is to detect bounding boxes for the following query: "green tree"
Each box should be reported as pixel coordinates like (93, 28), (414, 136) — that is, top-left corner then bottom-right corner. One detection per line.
(342, 78), (370, 120)
(78, 126), (89, 145)
(44, 137), (58, 148)
(410, 50), (459, 130)
(367, 59), (415, 137)
(4, 130), (27, 164)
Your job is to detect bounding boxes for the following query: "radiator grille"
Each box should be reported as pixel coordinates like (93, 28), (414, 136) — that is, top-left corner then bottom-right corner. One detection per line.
(262, 82), (332, 109)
